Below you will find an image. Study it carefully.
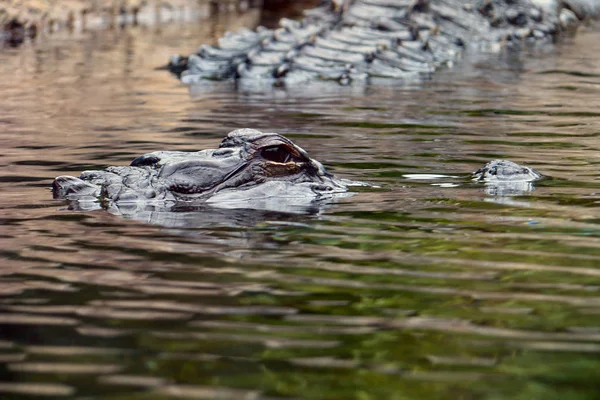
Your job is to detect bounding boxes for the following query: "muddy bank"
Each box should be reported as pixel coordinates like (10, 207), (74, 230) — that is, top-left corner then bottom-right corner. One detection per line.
(0, 0), (257, 46)
(259, 0), (321, 27)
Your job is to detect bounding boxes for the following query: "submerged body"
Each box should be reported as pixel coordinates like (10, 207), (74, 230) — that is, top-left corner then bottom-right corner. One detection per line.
(52, 130), (542, 216)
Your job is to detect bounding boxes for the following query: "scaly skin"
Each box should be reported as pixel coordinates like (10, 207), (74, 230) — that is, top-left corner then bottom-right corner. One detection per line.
(170, 0), (600, 87)
(52, 129), (352, 212)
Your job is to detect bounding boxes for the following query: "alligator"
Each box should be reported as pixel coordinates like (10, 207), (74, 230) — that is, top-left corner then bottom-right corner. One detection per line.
(169, 0), (600, 87)
(52, 129), (355, 214)
(52, 130), (541, 214)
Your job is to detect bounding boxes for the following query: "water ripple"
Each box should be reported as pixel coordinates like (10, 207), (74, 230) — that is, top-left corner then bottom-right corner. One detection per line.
(0, 382), (75, 396)
(1, 11), (600, 400)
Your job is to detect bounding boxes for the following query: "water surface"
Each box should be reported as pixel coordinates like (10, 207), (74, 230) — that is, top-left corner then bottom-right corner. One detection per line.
(1, 13), (600, 400)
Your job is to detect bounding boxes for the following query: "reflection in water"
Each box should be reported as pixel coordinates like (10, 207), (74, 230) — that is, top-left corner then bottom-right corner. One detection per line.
(62, 202), (327, 228)
(1, 8), (600, 400)
(482, 180), (536, 196)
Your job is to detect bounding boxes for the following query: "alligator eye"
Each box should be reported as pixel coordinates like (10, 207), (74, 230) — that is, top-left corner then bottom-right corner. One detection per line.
(261, 145), (292, 163)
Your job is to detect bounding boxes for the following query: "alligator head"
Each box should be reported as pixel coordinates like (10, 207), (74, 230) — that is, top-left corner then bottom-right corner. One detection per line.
(52, 129), (352, 213)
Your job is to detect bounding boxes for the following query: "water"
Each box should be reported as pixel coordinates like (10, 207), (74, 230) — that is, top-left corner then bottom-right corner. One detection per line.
(1, 10), (600, 399)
